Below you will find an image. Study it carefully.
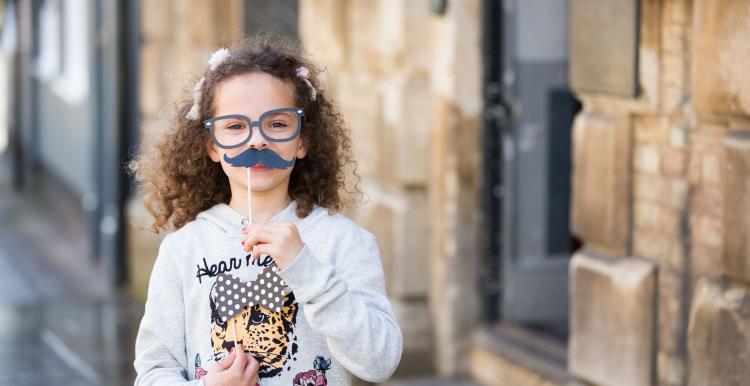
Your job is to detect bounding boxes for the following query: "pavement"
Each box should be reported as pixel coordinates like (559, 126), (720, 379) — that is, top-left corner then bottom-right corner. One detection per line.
(0, 155), (141, 386)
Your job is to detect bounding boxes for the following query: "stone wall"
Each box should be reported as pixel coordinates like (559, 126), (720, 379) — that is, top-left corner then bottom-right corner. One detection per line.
(568, 1), (750, 386)
(299, 0), (483, 377)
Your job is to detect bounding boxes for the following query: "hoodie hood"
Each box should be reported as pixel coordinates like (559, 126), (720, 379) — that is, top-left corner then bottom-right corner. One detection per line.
(196, 200), (300, 237)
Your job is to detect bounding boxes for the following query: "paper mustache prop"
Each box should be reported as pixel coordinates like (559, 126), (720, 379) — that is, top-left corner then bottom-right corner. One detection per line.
(223, 147), (296, 169)
(213, 265), (289, 321)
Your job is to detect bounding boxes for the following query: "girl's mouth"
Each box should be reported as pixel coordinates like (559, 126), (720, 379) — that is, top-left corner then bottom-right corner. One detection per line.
(250, 164), (269, 171)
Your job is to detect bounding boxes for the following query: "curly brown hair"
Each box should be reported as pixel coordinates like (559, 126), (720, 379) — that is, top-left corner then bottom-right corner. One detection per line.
(130, 36), (361, 232)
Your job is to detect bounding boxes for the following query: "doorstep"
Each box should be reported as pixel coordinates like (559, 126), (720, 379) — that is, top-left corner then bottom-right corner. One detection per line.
(469, 324), (579, 386)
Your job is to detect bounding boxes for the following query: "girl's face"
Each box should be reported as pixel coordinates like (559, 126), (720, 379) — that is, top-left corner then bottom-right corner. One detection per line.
(207, 72), (307, 198)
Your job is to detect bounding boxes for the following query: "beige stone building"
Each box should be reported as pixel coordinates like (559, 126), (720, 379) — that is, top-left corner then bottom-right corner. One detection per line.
(128, 1), (750, 385)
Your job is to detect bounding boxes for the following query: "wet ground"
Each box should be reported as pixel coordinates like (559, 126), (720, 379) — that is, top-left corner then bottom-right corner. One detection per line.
(0, 156), (141, 385)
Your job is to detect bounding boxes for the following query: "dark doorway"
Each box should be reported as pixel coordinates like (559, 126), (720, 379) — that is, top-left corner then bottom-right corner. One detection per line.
(482, 0), (581, 340)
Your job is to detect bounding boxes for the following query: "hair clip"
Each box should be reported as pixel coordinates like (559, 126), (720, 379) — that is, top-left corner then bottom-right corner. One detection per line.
(186, 48), (231, 121)
(296, 66), (317, 101)
(208, 48), (230, 71)
(185, 76), (205, 121)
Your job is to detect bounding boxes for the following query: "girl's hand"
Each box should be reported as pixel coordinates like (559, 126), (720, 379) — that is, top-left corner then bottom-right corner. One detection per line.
(242, 222), (304, 270)
(203, 344), (260, 386)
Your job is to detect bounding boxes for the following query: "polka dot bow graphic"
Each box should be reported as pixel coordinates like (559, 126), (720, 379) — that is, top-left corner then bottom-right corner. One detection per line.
(214, 264), (288, 322)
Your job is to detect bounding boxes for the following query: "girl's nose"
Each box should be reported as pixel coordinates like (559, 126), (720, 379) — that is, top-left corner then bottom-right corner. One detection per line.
(247, 124), (269, 149)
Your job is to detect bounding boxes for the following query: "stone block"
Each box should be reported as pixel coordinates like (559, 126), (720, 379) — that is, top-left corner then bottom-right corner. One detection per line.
(635, 144), (661, 175)
(125, 196), (165, 302)
(657, 269), (687, 356)
(299, 0), (347, 67)
(429, 0), (482, 118)
(662, 24), (687, 56)
(723, 131), (750, 282)
(568, 250), (656, 386)
(634, 174), (667, 203)
(657, 351), (685, 386)
(343, 0), (432, 74)
(211, 0), (242, 46)
(691, 214), (722, 249)
(692, 0), (750, 116)
(691, 244), (723, 279)
(138, 118), (169, 158)
(634, 201), (660, 231)
(185, 0), (218, 47)
(661, 83), (685, 115)
(688, 125), (727, 185)
(162, 46), (203, 105)
(391, 299), (433, 354)
(690, 184), (722, 218)
(638, 0), (662, 109)
(634, 201), (680, 240)
(403, 1), (433, 71)
(346, 0), (395, 72)
(701, 152), (723, 186)
(633, 228), (676, 268)
(469, 348), (564, 386)
(139, 45), (162, 119)
(633, 175), (688, 212)
(363, 187), (428, 300)
(336, 72), (384, 179)
(570, 112), (632, 255)
(687, 150), (702, 184)
(393, 188), (429, 298)
(666, 179), (689, 210)
(664, 0), (689, 24)
(429, 95), (482, 377)
(634, 116), (670, 145)
(670, 125), (687, 148)
(688, 279), (750, 386)
(140, 0), (172, 43)
(382, 75), (431, 186)
(661, 147), (686, 177)
(366, 202), (396, 293)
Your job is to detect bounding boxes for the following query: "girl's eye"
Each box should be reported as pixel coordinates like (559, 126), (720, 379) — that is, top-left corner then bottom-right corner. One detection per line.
(227, 123), (245, 131)
(268, 121), (288, 129)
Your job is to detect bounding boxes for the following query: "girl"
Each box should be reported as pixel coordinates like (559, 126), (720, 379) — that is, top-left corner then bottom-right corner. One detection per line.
(131, 37), (402, 386)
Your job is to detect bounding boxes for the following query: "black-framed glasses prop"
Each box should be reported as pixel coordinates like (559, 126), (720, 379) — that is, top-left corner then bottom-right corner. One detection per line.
(204, 108), (304, 149)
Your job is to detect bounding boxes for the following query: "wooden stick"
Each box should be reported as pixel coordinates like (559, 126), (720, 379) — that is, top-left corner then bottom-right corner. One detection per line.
(251, 168), (253, 225)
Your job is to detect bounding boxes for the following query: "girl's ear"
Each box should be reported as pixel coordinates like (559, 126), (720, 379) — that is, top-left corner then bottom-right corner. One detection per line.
(295, 137), (308, 160)
(207, 138), (221, 162)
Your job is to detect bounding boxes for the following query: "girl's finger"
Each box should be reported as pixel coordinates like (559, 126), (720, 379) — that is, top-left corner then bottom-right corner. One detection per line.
(230, 344), (248, 373)
(242, 229), (269, 252)
(248, 243), (274, 259)
(215, 348), (235, 371)
(243, 228), (282, 253)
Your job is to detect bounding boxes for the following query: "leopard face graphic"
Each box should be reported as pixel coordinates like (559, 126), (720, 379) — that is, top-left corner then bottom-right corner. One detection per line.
(209, 283), (298, 378)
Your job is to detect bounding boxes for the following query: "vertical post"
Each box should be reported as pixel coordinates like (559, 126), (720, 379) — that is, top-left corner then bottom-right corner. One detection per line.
(14, 0), (38, 190)
(479, 0), (504, 324)
(94, 0), (132, 287)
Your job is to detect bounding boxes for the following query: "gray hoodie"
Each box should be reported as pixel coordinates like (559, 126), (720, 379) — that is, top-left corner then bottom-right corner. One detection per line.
(134, 201), (403, 385)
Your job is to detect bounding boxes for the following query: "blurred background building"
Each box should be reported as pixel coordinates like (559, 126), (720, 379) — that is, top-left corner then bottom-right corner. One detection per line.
(0, 0), (749, 385)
